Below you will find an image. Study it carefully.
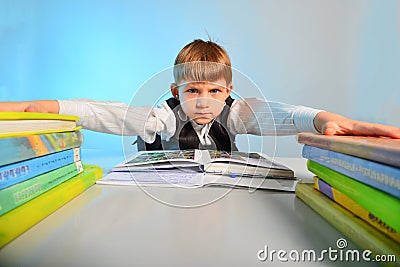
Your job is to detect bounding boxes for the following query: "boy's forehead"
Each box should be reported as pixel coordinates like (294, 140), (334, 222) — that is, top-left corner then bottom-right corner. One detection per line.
(179, 79), (229, 87)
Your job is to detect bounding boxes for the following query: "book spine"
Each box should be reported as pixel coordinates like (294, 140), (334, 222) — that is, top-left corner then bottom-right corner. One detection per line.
(295, 183), (400, 263)
(0, 148), (81, 190)
(297, 133), (400, 168)
(302, 145), (400, 198)
(0, 161), (83, 216)
(307, 160), (400, 232)
(0, 130), (83, 167)
(0, 165), (102, 248)
(314, 177), (400, 243)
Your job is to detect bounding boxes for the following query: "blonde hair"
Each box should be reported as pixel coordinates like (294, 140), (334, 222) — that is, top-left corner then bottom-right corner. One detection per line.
(173, 39), (232, 86)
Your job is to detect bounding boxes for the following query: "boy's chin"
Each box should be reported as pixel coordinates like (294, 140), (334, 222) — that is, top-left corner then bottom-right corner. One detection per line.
(192, 117), (213, 125)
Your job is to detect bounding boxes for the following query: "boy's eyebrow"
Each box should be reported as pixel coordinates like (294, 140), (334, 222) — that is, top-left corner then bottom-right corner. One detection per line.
(183, 82), (227, 88)
(186, 82), (207, 86)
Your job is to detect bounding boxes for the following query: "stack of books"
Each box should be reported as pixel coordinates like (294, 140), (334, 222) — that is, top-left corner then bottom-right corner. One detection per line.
(0, 112), (103, 248)
(296, 132), (400, 261)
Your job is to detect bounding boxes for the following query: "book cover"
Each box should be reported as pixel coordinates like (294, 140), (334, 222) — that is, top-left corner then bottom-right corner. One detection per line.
(0, 130), (83, 167)
(0, 164), (102, 248)
(307, 160), (400, 232)
(0, 112), (79, 121)
(314, 177), (400, 243)
(295, 183), (400, 263)
(0, 112), (81, 138)
(0, 148), (81, 190)
(302, 145), (400, 198)
(297, 133), (400, 168)
(114, 150), (294, 179)
(0, 161), (83, 216)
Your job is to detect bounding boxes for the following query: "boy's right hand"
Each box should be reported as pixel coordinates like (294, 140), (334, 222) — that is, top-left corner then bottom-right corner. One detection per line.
(0, 100), (59, 113)
(0, 101), (48, 112)
(314, 111), (400, 139)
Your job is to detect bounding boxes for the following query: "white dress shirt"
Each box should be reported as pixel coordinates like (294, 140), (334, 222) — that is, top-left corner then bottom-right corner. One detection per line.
(58, 98), (321, 145)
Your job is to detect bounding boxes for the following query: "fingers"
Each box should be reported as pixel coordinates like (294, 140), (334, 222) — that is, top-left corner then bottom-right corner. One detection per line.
(24, 103), (47, 113)
(323, 127), (337, 136)
(351, 121), (400, 139)
(322, 120), (400, 139)
(321, 121), (349, 136)
(24, 105), (38, 112)
(371, 124), (400, 139)
(0, 102), (25, 112)
(0, 102), (47, 113)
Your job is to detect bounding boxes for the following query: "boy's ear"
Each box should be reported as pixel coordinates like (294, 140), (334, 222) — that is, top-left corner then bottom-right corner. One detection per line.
(226, 83), (233, 95)
(170, 83), (179, 100)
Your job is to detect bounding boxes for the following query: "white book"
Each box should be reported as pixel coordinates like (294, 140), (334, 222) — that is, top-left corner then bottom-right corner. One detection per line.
(0, 112), (79, 137)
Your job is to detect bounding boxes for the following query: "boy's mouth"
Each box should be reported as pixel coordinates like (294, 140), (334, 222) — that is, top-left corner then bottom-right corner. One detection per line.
(195, 112), (212, 117)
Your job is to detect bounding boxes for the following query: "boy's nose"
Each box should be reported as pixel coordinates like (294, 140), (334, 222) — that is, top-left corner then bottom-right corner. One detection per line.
(196, 97), (210, 108)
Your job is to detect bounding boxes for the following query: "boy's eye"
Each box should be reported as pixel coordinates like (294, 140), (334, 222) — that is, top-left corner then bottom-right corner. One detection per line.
(210, 89), (221, 94)
(187, 88), (198, 94)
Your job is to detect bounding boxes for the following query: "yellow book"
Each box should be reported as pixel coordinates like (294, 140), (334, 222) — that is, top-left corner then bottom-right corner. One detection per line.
(314, 177), (400, 244)
(296, 183), (400, 266)
(0, 164), (103, 248)
(0, 112), (81, 138)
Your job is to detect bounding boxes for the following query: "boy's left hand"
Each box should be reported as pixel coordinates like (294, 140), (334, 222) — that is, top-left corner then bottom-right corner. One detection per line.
(314, 111), (400, 139)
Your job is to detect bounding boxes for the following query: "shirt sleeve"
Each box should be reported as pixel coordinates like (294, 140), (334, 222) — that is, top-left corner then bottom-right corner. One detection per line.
(57, 99), (176, 143)
(227, 98), (322, 136)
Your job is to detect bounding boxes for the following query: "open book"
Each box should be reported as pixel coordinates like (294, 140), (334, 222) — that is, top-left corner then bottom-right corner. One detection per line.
(97, 150), (298, 191)
(113, 150), (294, 178)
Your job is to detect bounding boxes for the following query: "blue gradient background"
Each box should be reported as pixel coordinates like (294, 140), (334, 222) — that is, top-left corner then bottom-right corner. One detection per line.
(1, 0), (399, 164)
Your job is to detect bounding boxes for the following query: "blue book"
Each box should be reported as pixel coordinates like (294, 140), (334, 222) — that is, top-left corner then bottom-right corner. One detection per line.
(0, 148), (81, 190)
(0, 131), (83, 167)
(302, 145), (400, 198)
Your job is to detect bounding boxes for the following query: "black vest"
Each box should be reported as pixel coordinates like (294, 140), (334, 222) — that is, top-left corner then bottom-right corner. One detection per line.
(137, 96), (238, 151)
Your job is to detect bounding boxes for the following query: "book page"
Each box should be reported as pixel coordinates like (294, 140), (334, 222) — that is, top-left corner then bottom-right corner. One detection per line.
(120, 150), (199, 166)
(98, 170), (204, 188)
(208, 151), (290, 170)
(202, 174), (298, 191)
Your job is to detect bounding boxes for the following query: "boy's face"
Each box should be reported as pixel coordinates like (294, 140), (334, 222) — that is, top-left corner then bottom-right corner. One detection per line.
(170, 79), (232, 125)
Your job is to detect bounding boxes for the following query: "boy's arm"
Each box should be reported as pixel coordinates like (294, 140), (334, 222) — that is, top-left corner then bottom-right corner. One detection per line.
(228, 98), (400, 139)
(314, 111), (400, 139)
(0, 99), (176, 141)
(228, 98), (321, 136)
(0, 100), (60, 113)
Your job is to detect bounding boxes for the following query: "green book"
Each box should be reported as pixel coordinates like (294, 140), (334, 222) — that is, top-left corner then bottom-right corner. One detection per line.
(0, 165), (103, 248)
(296, 183), (400, 266)
(307, 160), (400, 232)
(0, 161), (83, 216)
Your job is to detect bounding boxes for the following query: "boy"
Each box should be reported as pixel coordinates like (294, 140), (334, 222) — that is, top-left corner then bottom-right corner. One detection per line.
(1, 39), (399, 151)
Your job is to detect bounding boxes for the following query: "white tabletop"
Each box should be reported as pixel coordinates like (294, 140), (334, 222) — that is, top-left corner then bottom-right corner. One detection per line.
(0, 157), (381, 267)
